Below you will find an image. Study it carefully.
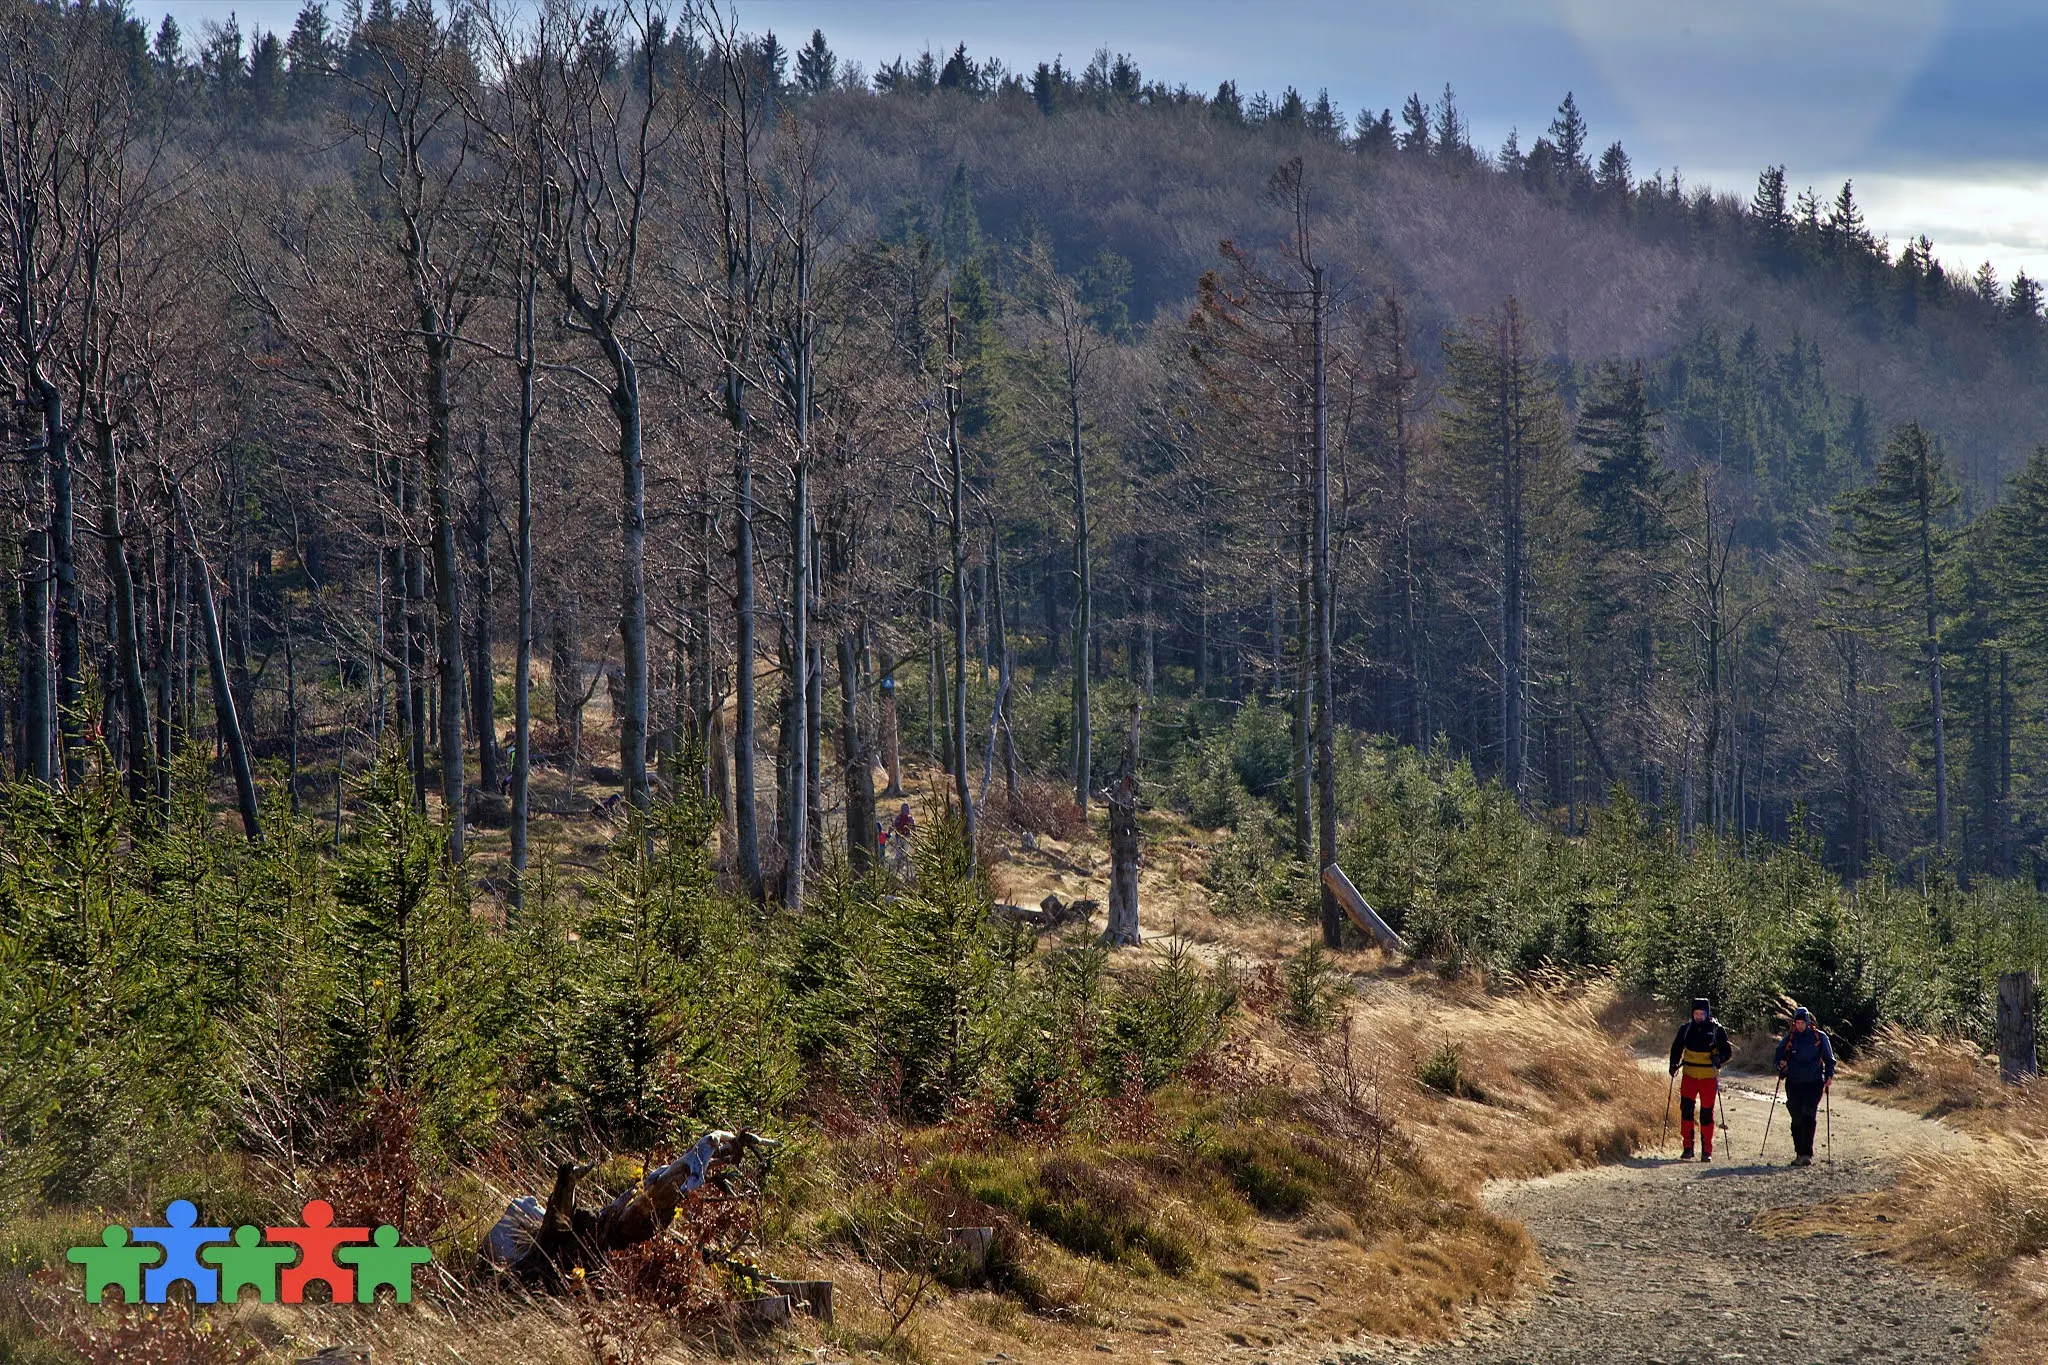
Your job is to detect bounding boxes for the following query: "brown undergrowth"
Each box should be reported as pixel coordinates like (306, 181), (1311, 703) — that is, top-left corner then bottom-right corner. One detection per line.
(2, 780), (1664, 1365)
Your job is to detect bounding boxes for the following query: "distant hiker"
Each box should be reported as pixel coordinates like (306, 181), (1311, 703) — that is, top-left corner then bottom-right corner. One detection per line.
(1774, 1007), (1837, 1167)
(1668, 997), (1733, 1161)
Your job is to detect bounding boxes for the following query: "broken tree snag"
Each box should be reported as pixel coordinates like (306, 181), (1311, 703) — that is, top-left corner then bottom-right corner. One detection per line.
(1322, 863), (1405, 954)
(1999, 971), (2039, 1084)
(1103, 703), (1141, 947)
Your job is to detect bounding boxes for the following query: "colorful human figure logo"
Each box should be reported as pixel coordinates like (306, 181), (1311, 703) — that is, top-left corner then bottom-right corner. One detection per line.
(68, 1200), (431, 1305)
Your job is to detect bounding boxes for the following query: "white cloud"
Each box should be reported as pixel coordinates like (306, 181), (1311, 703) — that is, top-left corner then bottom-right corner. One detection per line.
(1849, 170), (2048, 285)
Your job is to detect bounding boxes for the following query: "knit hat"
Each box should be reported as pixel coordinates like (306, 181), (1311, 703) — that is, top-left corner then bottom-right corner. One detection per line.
(1691, 997), (1711, 1015)
(1791, 1006), (1812, 1022)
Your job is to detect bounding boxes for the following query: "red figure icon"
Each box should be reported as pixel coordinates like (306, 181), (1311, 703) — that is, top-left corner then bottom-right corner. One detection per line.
(267, 1199), (370, 1304)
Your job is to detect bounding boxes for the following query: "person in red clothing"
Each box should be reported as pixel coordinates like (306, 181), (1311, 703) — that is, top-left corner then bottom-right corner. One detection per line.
(1667, 997), (1733, 1161)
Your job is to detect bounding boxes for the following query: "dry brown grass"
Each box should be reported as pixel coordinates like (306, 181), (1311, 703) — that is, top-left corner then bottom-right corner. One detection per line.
(1335, 969), (1665, 1193)
(1855, 1025), (2048, 1136)
(1823, 1025), (2048, 1365)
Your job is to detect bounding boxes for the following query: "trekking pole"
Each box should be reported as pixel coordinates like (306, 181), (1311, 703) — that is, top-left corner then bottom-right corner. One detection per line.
(1759, 1074), (1782, 1160)
(1660, 1072), (1674, 1153)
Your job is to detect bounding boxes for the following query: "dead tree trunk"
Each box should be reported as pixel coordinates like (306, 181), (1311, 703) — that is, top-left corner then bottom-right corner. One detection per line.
(510, 263), (538, 909)
(171, 479), (260, 841)
(880, 655), (902, 797)
(95, 422), (153, 809)
(42, 378), (80, 785)
(2000, 971), (2039, 1085)
(981, 521), (1019, 809)
(467, 442), (498, 800)
(946, 310), (975, 848)
(839, 630), (875, 872)
(1309, 262), (1340, 951)
(1103, 703), (1141, 947)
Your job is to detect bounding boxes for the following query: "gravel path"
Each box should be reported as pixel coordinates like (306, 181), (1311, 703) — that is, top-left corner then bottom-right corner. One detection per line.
(1313, 1071), (1996, 1365)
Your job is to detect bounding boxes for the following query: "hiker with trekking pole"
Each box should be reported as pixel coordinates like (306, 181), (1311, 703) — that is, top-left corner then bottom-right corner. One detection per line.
(1770, 1006), (1837, 1167)
(1667, 997), (1733, 1161)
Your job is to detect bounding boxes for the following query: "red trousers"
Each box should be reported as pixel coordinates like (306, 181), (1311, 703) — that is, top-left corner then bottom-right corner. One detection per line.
(1679, 1074), (1718, 1153)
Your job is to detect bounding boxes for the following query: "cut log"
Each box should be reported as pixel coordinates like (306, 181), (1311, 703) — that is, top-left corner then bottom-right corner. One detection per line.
(738, 1294), (794, 1328)
(1999, 971), (2039, 1085)
(1321, 864), (1405, 954)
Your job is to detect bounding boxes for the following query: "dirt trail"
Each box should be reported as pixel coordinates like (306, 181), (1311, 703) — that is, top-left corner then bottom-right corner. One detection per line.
(1309, 1069), (1995, 1365)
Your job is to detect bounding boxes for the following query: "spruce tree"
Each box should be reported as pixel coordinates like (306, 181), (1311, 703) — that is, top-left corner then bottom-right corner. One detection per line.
(1547, 91), (1589, 187)
(795, 29), (835, 93)
(1751, 166), (1792, 270)
(1211, 79), (1243, 125)
(1836, 422), (1959, 852)
(1398, 92), (1430, 156)
(1442, 299), (1567, 799)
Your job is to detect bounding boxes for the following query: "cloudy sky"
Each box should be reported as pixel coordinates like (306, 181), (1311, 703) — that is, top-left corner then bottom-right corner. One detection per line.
(133, 0), (2048, 284)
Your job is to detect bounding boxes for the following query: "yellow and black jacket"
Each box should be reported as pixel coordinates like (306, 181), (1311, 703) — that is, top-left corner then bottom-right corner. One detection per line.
(1668, 1018), (1732, 1079)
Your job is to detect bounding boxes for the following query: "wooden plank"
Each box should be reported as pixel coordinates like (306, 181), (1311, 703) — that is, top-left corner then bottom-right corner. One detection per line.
(1322, 863), (1405, 954)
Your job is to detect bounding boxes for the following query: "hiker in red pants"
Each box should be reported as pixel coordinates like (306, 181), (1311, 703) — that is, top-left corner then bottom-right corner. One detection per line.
(1668, 997), (1733, 1161)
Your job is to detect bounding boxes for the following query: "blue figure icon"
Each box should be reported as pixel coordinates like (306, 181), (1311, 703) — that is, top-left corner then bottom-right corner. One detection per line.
(133, 1199), (231, 1303)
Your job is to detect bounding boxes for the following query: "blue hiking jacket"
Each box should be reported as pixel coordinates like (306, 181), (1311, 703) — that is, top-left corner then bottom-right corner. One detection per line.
(1774, 1026), (1837, 1085)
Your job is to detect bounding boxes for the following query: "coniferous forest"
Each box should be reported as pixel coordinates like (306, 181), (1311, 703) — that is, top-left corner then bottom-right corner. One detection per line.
(8, 3), (2048, 1358)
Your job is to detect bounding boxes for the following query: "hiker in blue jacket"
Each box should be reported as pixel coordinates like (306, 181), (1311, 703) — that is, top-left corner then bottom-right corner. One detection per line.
(1773, 1006), (1837, 1167)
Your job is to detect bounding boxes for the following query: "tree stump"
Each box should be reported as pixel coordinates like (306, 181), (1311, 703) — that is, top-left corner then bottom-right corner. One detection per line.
(766, 1278), (835, 1324)
(945, 1226), (994, 1276)
(1999, 971), (2038, 1084)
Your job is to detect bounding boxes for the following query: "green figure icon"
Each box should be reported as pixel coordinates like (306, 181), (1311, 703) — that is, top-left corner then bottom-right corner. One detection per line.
(67, 1226), (162, 1304)
(335, 1225), (433, 1303)
(201, 1225), (299, 1303)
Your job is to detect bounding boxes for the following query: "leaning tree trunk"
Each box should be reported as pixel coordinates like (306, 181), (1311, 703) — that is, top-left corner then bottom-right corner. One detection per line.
(1103, 703), (1142, 948)
(172, 483), (260, 841)
(95, 422), (153, 809)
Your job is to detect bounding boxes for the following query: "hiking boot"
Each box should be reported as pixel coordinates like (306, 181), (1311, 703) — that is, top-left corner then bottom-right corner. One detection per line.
(1794, 1154), (1812, 1167)
(1700, 1149), (1712, 1163)
(1679, 1145), (1695, 1161)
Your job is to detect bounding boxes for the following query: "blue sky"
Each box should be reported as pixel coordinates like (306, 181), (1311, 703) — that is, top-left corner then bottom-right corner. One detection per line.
(131, 0), (2048, 284)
